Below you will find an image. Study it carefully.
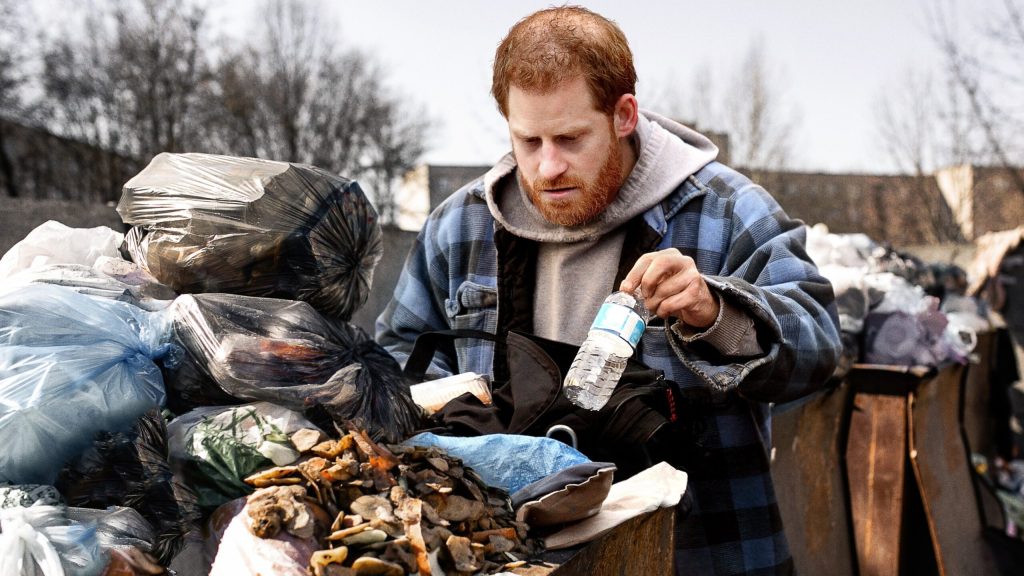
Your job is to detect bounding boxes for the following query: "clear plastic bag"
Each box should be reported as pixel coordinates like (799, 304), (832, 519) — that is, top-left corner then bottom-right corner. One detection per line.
(1, 258), (176, 311)
(164, 293), (420, 442)
(0, 284), (175, 485)
(0, 505), (156, 576)
(0, 505), (97, 576)
(117, 153), (383, 321)
(403, 432), (591, 494)
(0, 220), (124, 281)
(166, 402), (317, 508)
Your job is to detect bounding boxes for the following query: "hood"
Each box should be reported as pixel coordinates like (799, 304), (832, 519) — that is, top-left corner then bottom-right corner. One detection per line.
(483, 110), (719, 243)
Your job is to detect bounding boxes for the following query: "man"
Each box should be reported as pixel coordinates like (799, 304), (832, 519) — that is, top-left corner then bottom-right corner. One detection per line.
(377, 6), (841, 575)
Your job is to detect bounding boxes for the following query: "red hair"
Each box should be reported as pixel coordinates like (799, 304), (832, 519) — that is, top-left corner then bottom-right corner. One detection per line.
(491, 6), (637, 117)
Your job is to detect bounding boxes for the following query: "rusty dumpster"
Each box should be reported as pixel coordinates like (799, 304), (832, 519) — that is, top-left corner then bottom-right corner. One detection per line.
(773, 383), (855, 576)
(845, 362), (999, 576)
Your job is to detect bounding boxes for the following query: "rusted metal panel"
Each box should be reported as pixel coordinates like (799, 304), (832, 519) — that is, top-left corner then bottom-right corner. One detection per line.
(965, 330), (1013, 531)
(961, 331), (996, 456)
(772, 384), (854, 576)
(517, 507), (676, 576)
(909, 364), (1000, 575)
(846, 385), (908, 576)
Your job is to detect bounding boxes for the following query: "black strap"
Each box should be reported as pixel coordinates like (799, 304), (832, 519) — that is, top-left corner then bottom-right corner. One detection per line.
(404, 328), (500, 381)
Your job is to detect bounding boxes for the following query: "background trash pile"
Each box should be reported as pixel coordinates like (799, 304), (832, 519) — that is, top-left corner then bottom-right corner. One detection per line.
(0, 153), (430, 575)
(972, 454), (1024, 538)
(806, 224), (990, 379)
(965, 228), (1024, 544)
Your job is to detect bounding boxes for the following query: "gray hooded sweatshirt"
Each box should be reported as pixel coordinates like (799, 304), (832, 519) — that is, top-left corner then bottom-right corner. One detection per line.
(479, 109), (761, 354)
(483, 111), (727, 345)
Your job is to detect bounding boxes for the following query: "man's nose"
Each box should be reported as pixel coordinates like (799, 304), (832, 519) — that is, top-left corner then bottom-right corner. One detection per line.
(538, 144), (568, 181)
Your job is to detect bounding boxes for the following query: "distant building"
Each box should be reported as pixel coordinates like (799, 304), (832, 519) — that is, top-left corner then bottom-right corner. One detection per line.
(760, 164), (1023, 245)
(754, 170), (959, 246)
(935, 165), (1024, 242)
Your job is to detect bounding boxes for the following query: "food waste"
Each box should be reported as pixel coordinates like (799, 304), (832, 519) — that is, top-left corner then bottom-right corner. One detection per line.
(240, 427), (542, 575)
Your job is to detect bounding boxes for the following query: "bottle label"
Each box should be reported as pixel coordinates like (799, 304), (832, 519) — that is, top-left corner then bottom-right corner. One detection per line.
(592, 302), (645, 348)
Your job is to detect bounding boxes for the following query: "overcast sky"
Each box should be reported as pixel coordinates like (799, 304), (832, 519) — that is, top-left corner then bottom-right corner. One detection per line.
(209, 1), (989, 174)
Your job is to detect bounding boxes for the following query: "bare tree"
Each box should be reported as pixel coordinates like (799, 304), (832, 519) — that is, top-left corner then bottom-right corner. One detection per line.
(361, 98), (429, 225)
(873, 69), (965, 242)
(686, 63), (720, 131)
(114, 0), (208, 158)
(199, 0), (431, 225)
(38, 0), (210, 199)
(875, 70), (939, 175)
(641, 70), (695, 124)
(926, 0), (1024, 197)
(0, 0), (32, 197)
(643, 63), (720, 138)
(648, 43), (796, 179)
(6, 0), (428, 212)
(721, 39), (800, 179)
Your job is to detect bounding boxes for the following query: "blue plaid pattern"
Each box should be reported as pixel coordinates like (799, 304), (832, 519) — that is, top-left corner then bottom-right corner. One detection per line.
(377, 160), (842, 575)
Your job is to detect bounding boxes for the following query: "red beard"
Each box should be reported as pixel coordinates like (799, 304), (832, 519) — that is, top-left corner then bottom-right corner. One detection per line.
(520, 130), (626, 227)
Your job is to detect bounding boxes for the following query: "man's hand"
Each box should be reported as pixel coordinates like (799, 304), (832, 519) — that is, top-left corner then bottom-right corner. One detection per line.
(620, 248), (720, 328)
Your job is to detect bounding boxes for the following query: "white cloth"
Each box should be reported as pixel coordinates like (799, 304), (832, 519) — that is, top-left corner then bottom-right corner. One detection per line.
(544, 461), (688, 549)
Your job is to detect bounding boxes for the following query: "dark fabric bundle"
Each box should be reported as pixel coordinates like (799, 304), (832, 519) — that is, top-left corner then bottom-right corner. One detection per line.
(117, 152), (382, 321)
(55, 410), (202, 565)
(164, 293), (422, 442)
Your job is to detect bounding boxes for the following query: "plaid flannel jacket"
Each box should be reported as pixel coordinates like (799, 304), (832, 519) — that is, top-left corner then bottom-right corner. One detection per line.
(377, 160), (841, 575)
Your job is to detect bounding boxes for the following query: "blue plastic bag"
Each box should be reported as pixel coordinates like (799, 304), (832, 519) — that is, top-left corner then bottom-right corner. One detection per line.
(0, 284), (175, 485)
(403, 432), (590, 494)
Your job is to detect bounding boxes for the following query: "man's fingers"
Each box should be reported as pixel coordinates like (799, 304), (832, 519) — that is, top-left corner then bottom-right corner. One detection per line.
(621, 250), (708, 322)
(658, 280), (717, 328)
(619, 253), (654, 293)
(637, 255), (679, 300)
(646, 267), (699, 318)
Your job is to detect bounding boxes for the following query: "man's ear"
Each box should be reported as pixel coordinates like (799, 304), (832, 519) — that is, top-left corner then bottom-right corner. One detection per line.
(613, 94), (639, 138)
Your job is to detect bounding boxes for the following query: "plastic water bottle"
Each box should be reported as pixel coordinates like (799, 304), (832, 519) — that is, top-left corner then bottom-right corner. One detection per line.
(563, 289), (650, 410)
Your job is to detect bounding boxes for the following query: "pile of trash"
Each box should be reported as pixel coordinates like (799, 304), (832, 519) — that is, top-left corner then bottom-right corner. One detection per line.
(0, 153), (647, 575)
(0, 154), (428, 575)
(972, 454), (1024, 537)
(211, 426), (540, 576)
(806, 224), (989, 378)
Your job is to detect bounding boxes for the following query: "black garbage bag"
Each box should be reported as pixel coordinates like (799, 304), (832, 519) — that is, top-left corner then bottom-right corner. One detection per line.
(55, 410), (202, 565)
(117, 152), (382, 321)
(164, 293), (422, 442)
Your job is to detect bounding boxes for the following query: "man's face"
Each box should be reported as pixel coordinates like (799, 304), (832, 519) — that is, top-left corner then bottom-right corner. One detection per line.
(507, 77), (627, 227)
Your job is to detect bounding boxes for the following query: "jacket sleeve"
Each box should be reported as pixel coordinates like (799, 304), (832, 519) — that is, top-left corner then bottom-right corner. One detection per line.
(667, 184), (842, 403)
(375, 218), (458, 377)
